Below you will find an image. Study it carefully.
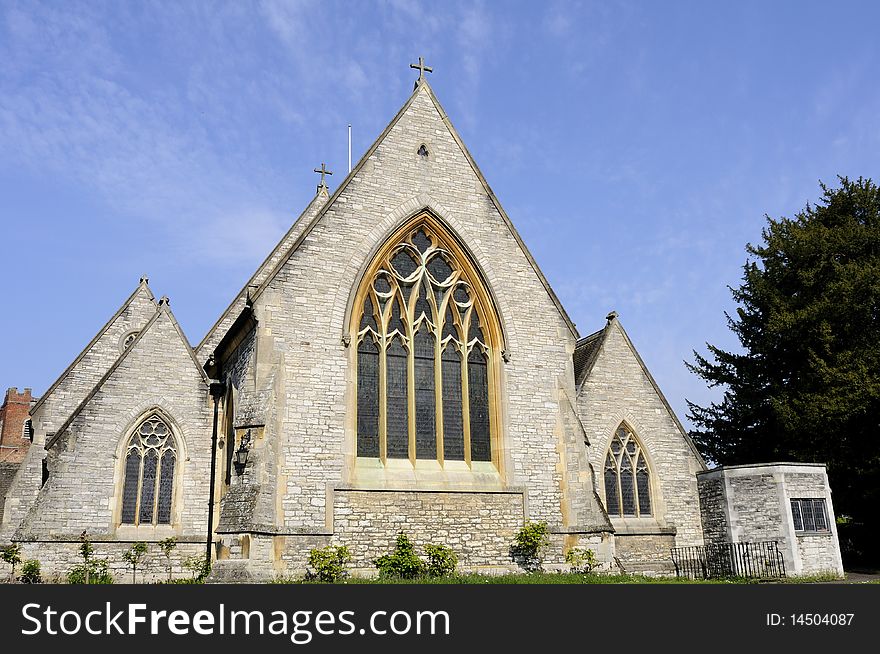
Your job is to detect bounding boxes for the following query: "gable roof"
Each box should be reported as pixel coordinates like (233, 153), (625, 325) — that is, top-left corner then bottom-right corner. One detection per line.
(31, 278), (156, 416)
(576, 314), (706, 468)
(573, 325), (611, 388)
(45, 300), (210, 450)
(195, 188), (330, 362)
(239, 79), (579, 339)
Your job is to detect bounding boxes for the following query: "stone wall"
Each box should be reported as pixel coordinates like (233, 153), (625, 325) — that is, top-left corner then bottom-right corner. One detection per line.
(614, 533), (676, 575)
(15, 538), (206, 583)
(217, 82), (608, 565)
(332, 489), (526, 572)
(576, 321), (706, 547)
(698, 474), (727, 546)
(696, 463), (844, 577)
(13, 308), (214, 551)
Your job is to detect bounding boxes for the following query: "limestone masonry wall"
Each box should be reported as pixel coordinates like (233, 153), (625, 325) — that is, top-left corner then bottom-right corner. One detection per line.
(577, 322), (705, 547)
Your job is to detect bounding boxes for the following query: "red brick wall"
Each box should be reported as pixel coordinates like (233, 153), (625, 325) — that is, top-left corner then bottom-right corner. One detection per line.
(0, 387), (34, 464)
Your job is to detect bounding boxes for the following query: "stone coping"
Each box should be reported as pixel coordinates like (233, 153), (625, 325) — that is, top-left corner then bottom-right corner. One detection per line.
(697, 462), (827, 476)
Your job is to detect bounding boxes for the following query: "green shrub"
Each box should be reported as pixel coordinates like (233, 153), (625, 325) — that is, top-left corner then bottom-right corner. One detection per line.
(19, 559), (42, 584)
(122, 542), (149, 584)
(425, 544), (458, 577)
(306, 544), (352, 583)
(183, 554), (209, 581)
(68, 560), (114, 584)
(158, 537), (178, 582)
(565, 546), (599, 574)
(68, 531), (114, 584)
(1, 543), (22, 580)
(511, 521), (550, 572)
(374, 533), (425, 579)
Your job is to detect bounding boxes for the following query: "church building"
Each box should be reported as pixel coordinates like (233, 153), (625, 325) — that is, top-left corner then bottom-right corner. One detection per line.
(0, 64), (842, 581)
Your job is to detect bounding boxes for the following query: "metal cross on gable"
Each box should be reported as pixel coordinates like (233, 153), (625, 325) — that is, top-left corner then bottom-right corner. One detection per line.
(314, 162), (332, 189)
(409, 56), (433, 86)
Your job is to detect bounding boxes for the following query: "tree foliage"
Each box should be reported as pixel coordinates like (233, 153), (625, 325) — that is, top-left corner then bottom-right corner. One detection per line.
(687, 177), (880, 544)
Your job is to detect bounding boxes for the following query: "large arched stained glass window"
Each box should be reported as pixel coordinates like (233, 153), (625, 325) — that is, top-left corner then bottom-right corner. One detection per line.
(120, 414), (177, 525)
(603, 424), (651, 517)
(353, 217), (499, 467)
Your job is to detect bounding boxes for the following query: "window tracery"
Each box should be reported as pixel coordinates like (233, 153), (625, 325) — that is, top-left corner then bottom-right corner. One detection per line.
(604, 424), (651, 517)
(120, 414), (177, 525)
(354, 219), (497, 466)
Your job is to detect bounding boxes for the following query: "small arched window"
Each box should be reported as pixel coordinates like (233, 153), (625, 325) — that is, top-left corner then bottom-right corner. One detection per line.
(120, 414), (177, 525)
(353, 216), (500, 467)
(603, 424), (651, 517)
(121, 331), (139, 351)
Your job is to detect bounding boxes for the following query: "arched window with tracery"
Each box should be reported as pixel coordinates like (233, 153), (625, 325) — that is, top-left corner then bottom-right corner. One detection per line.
(603, 424), (651, 517)
(120, 414), (177, 525)
(353, 216), (501, 467)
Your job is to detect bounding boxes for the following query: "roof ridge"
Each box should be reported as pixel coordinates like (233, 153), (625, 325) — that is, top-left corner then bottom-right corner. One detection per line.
(31, 279), (156, 415)
(575, 327), (605, 346)
(45, 302), (208, 450)
(574, 321), (613, 388)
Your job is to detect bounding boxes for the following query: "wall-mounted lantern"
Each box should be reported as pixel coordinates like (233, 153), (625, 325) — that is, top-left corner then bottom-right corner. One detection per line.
(234, 429), (251, 473)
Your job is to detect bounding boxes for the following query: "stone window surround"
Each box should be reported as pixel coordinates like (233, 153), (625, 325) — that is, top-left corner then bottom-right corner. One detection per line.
(112, 407), (187, 537)
(348, 213), (505, 488)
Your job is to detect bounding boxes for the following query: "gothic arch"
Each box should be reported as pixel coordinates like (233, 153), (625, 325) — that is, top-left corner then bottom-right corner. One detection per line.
(349, 212), (504, 469)
(602, 421), (655, 518)
(342, 206), (509, 351)
(114, 407), (184, 527)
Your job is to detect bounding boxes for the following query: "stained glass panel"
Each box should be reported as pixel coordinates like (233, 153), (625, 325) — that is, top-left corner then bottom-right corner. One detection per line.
(636, 454), (651, 516)
(388, 297), (406, 335)
(414, 329), (435, 459)
(620, 455), (635, 515)
(442, 304), (458, 340)
(357, 336), (380, 457)
(374, 275), (391, 294)
(442, 346), (464, 461)
(604, 453), (619, 515)
(414, 282), (432, 323)
(354, 220), (499, 469)
(391, 249), (418, 279)
(121, 450), (141, 524)
(468, 348), (491, 462)
(157, 451), (175, 524)
(386, 338), (409, 459)
(427, 254), (453, 283)
(360, 296), (378, 332)
(139, 449), (158, 524)
(412, 229), (432, 253)
(468, 312), (484, 343)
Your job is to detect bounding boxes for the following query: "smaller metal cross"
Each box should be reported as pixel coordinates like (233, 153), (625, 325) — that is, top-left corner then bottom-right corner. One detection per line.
(314, 163), (333, 189)
(409, 56), (433, 85)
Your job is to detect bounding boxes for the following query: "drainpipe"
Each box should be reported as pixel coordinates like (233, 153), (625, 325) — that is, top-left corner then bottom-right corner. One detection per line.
(207, 379), (226, 573)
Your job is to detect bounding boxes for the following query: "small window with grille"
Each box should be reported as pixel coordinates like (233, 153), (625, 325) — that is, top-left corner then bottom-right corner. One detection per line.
(790, 498), (829, 533)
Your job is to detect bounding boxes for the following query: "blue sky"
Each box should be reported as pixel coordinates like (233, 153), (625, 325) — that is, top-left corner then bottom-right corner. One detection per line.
(1, 0), (878, 428)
